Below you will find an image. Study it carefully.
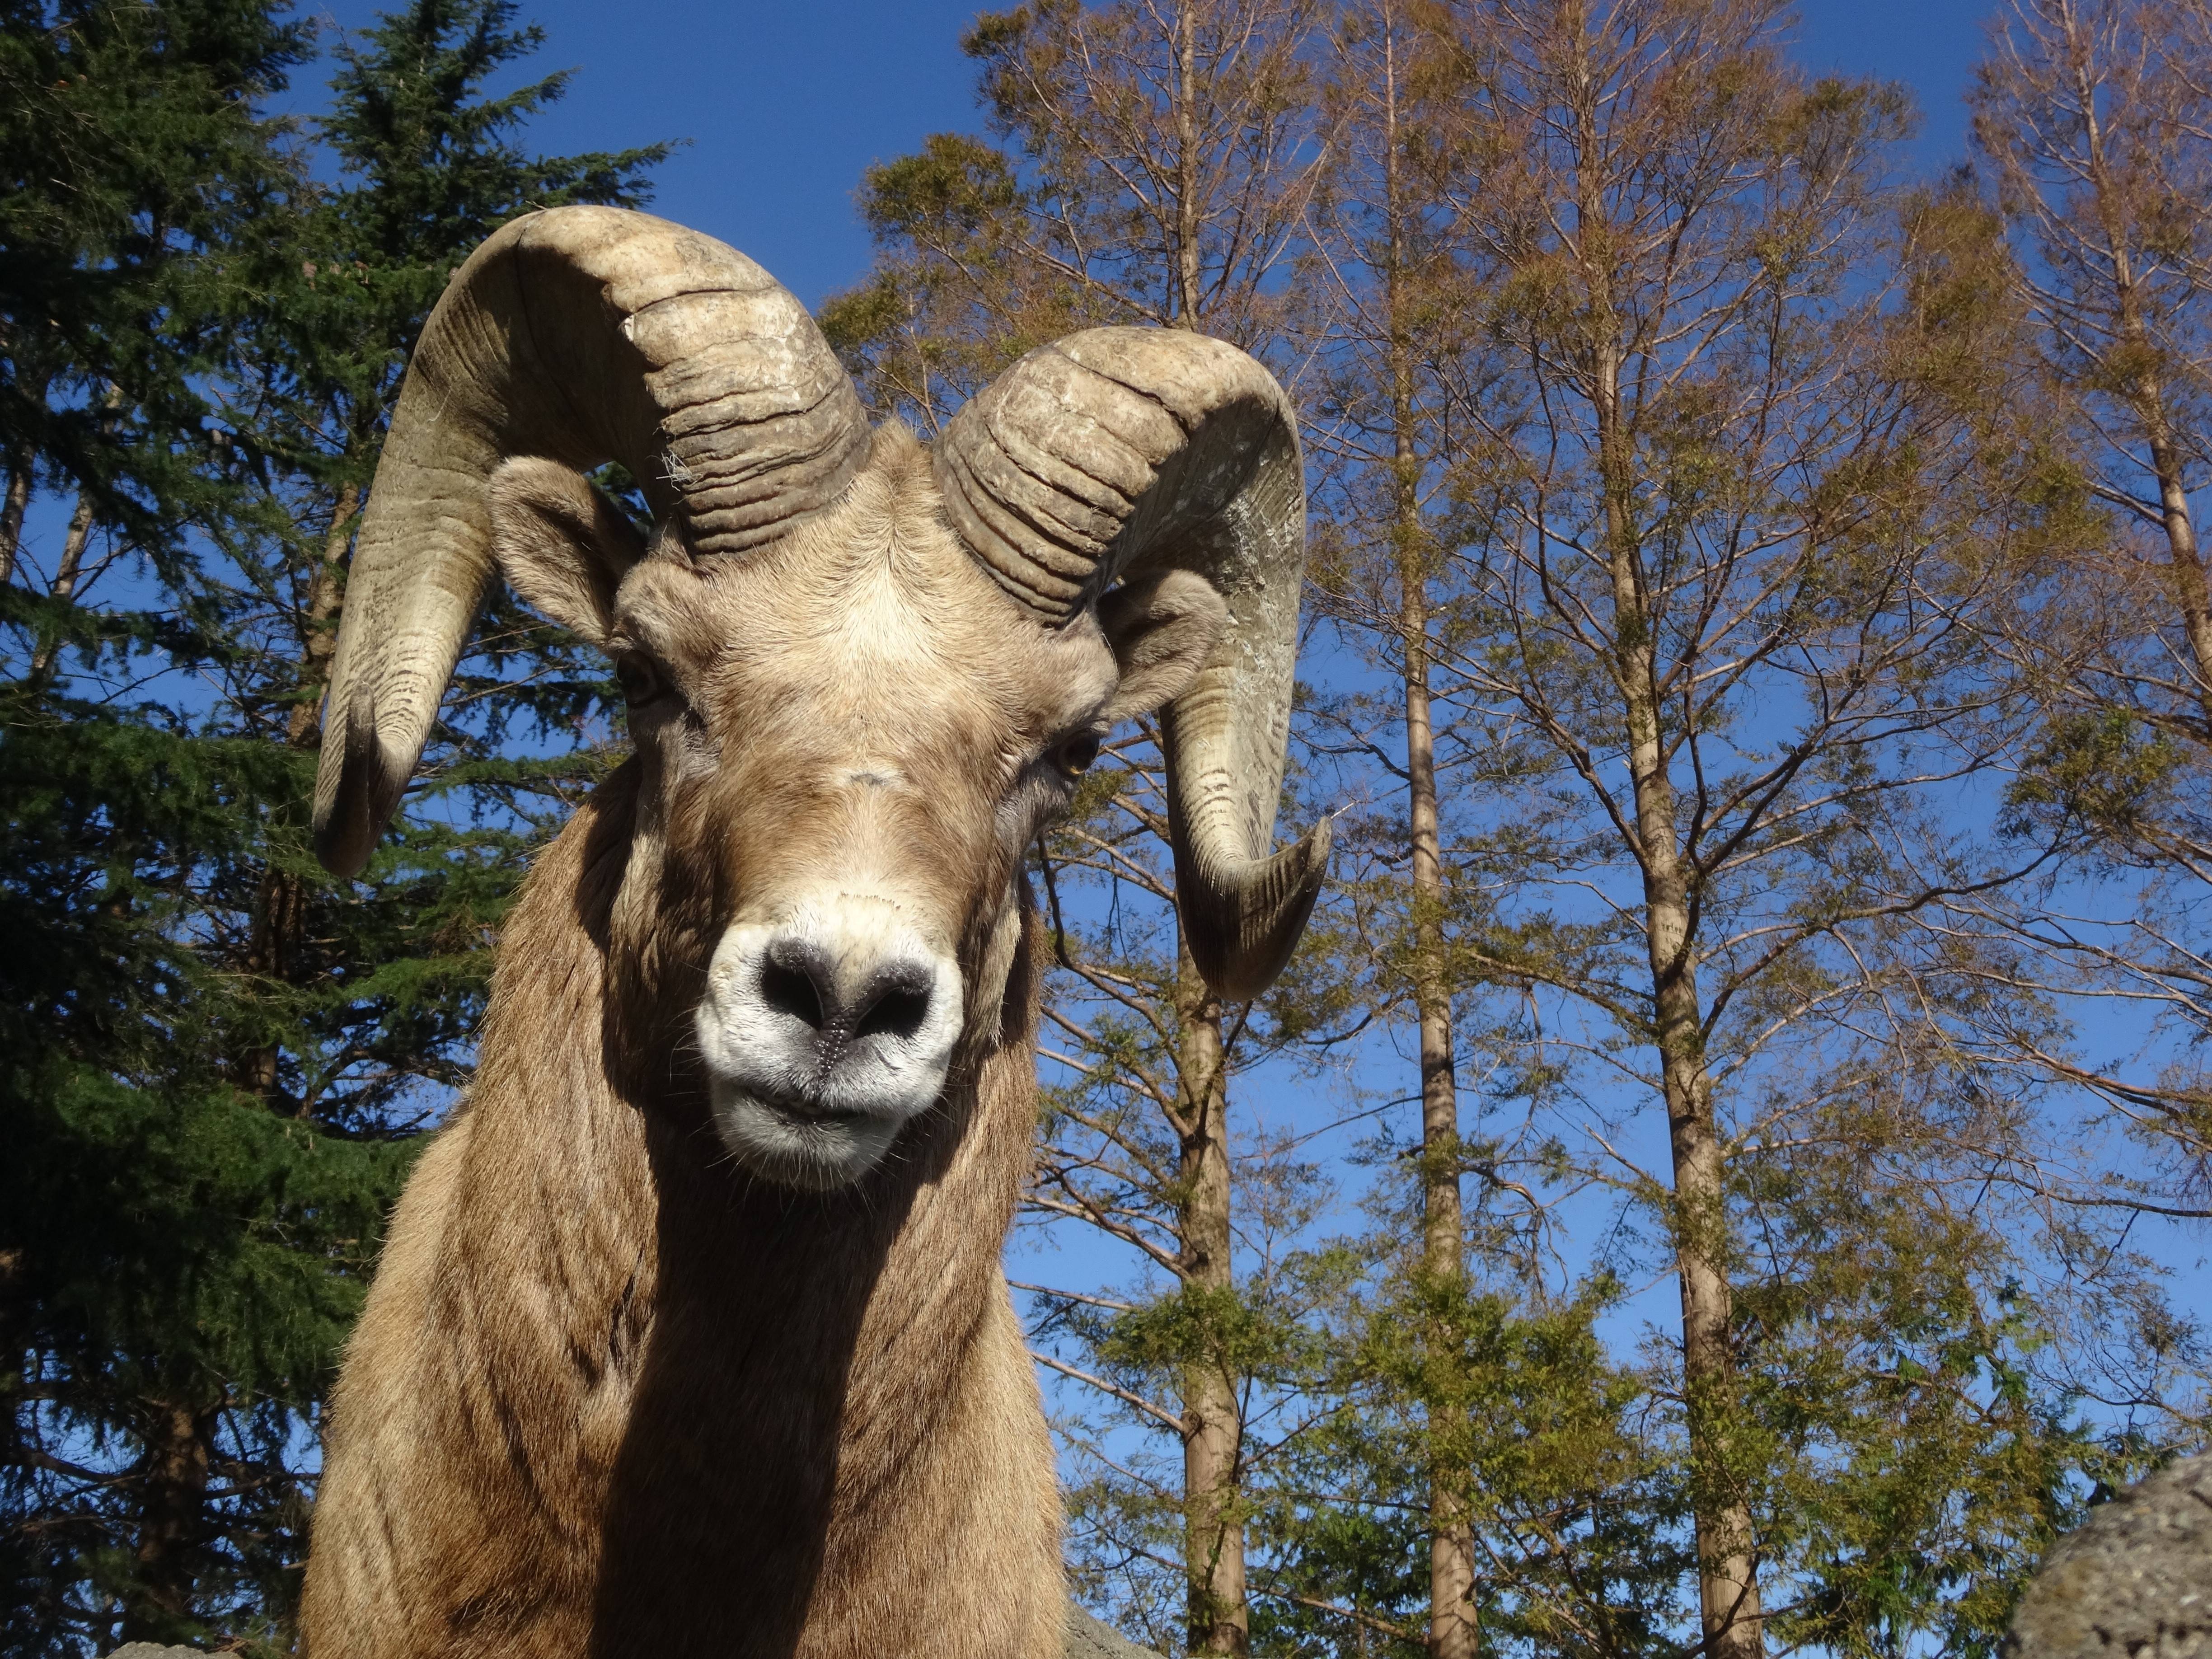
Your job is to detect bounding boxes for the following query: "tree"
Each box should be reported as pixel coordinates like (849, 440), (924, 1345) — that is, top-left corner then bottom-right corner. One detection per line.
(1, 3), (329, 1644)
(1296, 3), (1493, 1650)
(1292, 3), (1548, 1654)
(0, 0), (302, 582)
(1253, 1266), (1691, 1659)
(208, 0), (669, 1120)
(828, 3), (1332, 1650)
(1397, 1), (2075, 1651)
(0, 2), (666, 1646)
(1969, 0), (2212, 1194)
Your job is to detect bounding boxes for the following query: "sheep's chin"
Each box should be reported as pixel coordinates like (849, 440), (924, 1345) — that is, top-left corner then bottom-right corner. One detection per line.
(707, 1081), (904, 1191)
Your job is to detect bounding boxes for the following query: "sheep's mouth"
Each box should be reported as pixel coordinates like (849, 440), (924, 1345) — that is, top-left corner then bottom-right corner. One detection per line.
(755, 1089), (869, 1126)
(714, 1077), (882, 1128)
(702, 1076), (905, 1191)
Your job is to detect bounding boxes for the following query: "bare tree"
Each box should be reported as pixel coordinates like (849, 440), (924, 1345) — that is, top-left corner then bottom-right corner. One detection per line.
(828, 4), (1330, 1651)
(1403, 2), (2032, 1653)
(1299, 3), (1490, 1651)
(1970, 0), (2212, 1187)
(1978, 0), (2212, 738)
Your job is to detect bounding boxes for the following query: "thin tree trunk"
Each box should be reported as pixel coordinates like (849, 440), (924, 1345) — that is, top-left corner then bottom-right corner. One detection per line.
(1592, 339), (1762, 1659)
(1404, 458), (1476, 1659)
(25, 384), (119, 677)
(1166, 11), (1244, 1647)
(1174, 0), (1204, 326)
(1641, 810), (1759, 1659)
(1, 373), (52, 587)
(27, 491), (97, 681)
(1177, 942), (1248, 1658)
(2141, 413), (2212, 732)
(287, 482), (360, 746)
(119, 1399), (217, 1640)
(243, 483), (363, 1106)
(1378, 13), (1476, 1651)
(2066, 34), (2212, 739)
(1617, 541), (1762, 1659)
(0, 461), (29, 586)
(1570, 33), (1758, 1642)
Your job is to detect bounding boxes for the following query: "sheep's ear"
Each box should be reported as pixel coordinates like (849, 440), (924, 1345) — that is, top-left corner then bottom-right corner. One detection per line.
(1097, 567), (1229, 724)
(488, 457), (648, 647)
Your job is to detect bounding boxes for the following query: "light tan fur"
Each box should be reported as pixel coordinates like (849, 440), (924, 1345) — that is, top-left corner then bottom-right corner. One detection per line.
(302, 433), (1218, 1658)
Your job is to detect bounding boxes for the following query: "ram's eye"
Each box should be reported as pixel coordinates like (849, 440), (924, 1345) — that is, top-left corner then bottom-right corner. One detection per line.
(614, 655), (664, 707)
(1054, 732), (1102, 775)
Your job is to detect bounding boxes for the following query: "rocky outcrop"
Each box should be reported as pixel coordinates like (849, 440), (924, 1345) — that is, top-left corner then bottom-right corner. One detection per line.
(2005, 1453), (2212, 1659)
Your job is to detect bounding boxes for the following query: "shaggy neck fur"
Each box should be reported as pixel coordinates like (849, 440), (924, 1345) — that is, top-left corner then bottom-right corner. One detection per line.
(300, 770), (1062, 1659)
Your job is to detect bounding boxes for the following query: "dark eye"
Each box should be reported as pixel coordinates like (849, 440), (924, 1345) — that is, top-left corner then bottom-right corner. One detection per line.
(614, 654), (664, 707)
(1054, 731), (1102, 775)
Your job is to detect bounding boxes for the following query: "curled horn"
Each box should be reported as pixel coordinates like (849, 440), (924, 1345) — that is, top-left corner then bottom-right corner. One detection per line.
(313, 206), (870, 878)
(935, 326), (1329, 1001)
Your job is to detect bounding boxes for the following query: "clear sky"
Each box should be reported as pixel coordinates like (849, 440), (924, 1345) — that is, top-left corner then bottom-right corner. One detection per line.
(286, 0), (2001, 310)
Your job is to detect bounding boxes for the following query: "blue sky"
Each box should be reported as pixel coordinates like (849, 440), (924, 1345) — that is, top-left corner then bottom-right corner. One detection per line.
(285, 0), (2001, 309)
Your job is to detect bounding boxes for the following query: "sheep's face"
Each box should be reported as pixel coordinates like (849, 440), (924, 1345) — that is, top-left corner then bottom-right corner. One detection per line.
(494, 429), (1223, 1190)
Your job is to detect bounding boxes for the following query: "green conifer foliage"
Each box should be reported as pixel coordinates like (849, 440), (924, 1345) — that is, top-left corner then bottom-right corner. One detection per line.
(0, 0), (309, 567)
(0, 3), (667, 1649)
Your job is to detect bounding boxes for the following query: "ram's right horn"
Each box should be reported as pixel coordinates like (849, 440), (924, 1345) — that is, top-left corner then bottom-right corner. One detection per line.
(313, 207), (871, 879)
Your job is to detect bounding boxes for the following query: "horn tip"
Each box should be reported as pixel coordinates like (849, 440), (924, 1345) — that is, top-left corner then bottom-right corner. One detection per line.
(312, 695), (409, 881)
(1184, 816), (1331, 1003)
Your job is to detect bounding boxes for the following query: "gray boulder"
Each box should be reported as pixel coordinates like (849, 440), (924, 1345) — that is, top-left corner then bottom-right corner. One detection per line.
(104, 1648), (202, 1659)
(1067, 1605), (1162, 1657)
(2005, 1453), (2212, 1659)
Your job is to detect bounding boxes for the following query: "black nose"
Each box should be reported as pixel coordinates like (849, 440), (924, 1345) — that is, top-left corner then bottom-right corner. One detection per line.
(852, 963), (932, 1042)
(759, 939), (830, 1031)
(759, 938), (933, 1045)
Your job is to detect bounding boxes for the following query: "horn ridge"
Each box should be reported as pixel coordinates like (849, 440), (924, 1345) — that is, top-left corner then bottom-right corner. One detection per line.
(942, 438), (1115, 579)
(313, 206), (868, 877)
(935, 325), (1327, 999)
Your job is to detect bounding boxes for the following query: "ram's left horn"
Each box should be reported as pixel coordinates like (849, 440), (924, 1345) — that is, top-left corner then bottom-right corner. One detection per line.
(934, 328), (1328, 999)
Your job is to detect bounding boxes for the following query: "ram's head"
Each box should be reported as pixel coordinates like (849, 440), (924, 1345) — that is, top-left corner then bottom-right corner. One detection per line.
(314, 207), (1327, 1191)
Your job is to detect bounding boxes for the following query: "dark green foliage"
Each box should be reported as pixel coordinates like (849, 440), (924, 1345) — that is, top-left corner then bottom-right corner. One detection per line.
(1251, 1274), (1690, 1659)
(0, 671), (408, 1650)
(0, 0), (310, 556)
(0, 2), (666, 1648)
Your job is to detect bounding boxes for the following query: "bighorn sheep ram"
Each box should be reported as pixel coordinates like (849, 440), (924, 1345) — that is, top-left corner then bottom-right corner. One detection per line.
(297, 206), (1326, 1658)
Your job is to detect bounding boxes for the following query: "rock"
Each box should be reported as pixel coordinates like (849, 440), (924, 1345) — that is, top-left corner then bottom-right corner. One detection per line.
(1067, 1604), (1163, 1658)
(104, 1648), (203, 1659)
(2005, 1453), (2212, 1659)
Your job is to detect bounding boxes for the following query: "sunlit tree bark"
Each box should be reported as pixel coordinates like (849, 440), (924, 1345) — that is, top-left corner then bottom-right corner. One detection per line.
(1412, 4), (1967, 1652)
(830, 5), (1327, 1648)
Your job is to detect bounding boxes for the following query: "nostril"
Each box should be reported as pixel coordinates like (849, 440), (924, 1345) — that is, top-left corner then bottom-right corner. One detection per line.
(852, 974), (933, 1043)
(759, 958), (826, 1030)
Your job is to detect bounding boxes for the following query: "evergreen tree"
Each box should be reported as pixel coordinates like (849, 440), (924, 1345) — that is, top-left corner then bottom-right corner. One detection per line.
(0, 0), (304, 573)
(0, 3), (666, 1648)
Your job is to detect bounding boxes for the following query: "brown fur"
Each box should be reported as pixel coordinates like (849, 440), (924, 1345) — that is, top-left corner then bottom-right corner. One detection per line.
(300, 434), (1212, 1658)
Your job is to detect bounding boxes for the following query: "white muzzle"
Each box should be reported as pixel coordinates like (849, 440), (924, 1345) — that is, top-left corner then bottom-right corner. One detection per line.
(695, 895), (963, 1189)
